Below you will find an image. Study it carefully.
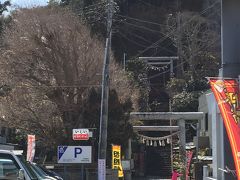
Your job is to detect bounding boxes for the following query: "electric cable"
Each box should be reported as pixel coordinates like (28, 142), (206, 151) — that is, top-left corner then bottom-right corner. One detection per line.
(129, 0), (220, 60)
(146, 36), (220, 80)
(115, 14), (171, 27)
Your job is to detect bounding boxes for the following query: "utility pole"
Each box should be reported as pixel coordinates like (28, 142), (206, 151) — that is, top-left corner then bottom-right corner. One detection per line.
(98, 0), (113, 180)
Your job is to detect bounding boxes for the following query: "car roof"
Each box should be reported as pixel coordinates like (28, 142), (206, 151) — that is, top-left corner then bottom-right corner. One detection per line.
(0, 150), (23, 155)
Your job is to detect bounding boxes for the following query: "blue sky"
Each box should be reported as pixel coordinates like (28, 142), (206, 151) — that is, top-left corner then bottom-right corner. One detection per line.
(1, 0), (49, 8)
(13, 0), (48, 7)
(0, 0), (50, 15)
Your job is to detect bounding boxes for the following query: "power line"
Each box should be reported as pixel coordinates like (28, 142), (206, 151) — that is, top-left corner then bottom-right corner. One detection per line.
(118, 31), (148, 47)
(82, 1), (107, 11)
(114, 16), (182, 53)
(125, 4), (220, 81)
(15, 84), (102, 88)
(115, 14), (171, 27)
(146, 35), (220, 80)
(120, 30), (153, 44)
(138, 0), (158, 7)
(117, 20), (164, 34)
(129, 0), (220, 60)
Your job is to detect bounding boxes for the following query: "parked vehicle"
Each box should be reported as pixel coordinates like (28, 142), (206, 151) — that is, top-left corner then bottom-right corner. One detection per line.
(0, 149), (37, 180)
(37, 165), (63, 180)
(0, 150), (59, 180)
(28, 162), (58, 180)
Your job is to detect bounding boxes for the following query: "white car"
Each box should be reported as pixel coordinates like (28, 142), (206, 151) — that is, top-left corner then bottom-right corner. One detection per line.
(0, 150), (56, 180)
(28, 162), (58, 180)
(0, 149), (37, 179)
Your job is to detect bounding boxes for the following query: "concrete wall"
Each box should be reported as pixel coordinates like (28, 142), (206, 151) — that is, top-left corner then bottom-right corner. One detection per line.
(198, 92), (212, 147)
(198, 92), (225, 179)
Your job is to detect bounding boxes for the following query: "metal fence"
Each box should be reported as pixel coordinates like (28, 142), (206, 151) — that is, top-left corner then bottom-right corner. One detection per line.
(44, 164), (118, 180)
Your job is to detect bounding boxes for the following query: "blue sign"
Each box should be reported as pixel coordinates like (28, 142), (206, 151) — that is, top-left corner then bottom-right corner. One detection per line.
(58, 146), (67, 160)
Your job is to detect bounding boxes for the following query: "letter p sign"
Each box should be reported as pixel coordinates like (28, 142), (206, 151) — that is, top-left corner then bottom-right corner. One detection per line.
(74, 147), (82, 158)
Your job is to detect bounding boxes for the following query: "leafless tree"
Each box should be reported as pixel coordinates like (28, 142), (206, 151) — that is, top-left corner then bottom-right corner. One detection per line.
(0, 7), (139, 145)
(166, 11), (220, 80)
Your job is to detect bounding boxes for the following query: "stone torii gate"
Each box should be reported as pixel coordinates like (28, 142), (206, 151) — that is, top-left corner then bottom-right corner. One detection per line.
(130, 112), (204, 170)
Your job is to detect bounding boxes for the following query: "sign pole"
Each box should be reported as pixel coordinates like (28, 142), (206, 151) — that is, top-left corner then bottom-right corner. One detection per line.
(64, 165), (67, 180)
(72, 129), (90, 180)
(81, 164), (84, 180)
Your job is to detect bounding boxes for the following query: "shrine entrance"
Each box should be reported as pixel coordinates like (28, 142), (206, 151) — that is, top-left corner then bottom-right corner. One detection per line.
(130, 112), (204, 178)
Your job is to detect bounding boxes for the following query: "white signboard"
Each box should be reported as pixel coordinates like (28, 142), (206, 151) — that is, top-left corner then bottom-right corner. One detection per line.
(72, 129), (89, 140)
(58, 146), (92, 163)
(98, 159), (106, 180)
(122, 160), (131, 170)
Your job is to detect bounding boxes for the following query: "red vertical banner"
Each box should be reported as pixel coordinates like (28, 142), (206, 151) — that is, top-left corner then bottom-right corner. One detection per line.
(186, 151), (193, 179)
(209, 78), (240, 178)
(27, 135), (36, 162)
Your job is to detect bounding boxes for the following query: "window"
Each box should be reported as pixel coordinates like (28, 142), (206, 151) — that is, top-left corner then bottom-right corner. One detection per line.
(0, 128), (6, 137)
(0, 153), (20, 180)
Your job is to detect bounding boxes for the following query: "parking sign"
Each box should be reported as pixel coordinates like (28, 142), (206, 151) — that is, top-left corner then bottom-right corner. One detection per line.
(58, 146), (92, 163)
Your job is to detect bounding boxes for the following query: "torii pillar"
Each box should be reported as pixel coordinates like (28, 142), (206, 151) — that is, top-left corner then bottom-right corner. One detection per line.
(221, 0), (240, 179)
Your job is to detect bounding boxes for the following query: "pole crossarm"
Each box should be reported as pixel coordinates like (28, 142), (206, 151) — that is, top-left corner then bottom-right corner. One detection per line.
(133, 126), (179, 132)
(130, 112), (204, 121)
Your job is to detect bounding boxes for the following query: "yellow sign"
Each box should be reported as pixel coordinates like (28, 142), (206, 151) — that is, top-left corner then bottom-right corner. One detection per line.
(112, 145), (124, 177)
